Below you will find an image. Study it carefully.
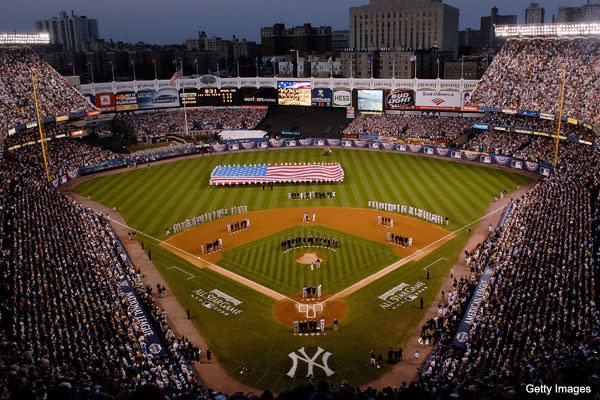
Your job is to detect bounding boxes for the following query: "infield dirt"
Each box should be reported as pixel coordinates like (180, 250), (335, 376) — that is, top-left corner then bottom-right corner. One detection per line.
(161, 207), (454, 302)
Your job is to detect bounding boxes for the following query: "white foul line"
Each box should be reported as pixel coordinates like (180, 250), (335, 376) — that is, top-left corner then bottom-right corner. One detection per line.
(107, 217), (294, 303)
(108, 203), (507, 308)
(423, 258), (447, 271)
(168, 265), (196, 280)
(322, 204), (507, 305)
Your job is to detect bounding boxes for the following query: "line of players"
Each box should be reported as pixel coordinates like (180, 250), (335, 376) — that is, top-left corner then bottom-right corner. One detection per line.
(289, 191), (336, 200)
(294, 318), (325, 334)
(281, 235), (339, 250)
(377, 215), (394, 227)
(200, 238), (223, 254)
(227, 219), (250, 234)
(386, 231), (413, 247)
(302, 285), (322, 299)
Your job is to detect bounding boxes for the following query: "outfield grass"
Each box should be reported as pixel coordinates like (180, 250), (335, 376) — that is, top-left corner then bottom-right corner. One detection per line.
(75, 148), (533, 391)
(217, 225), (400, 296)
(76, 148), (532, 238)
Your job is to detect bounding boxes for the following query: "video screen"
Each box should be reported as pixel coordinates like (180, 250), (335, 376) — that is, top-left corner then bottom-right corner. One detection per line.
(278, 88), (312, 106)
(357, 90), (383, 111)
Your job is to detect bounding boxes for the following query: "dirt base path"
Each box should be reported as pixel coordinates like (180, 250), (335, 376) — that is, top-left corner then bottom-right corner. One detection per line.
(362, 181), (537, 390)
(62, 190), (259, 396)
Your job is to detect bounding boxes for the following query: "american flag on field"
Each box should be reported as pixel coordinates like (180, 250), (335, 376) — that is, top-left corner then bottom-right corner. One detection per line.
(170, 68), (183, 86)
(210, 163), (344, 186)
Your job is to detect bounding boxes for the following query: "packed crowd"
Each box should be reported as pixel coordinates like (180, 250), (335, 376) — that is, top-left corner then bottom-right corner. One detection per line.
(4, 123), (71, 149)
(467, 38), (600, 128)
(0, 152), (207, 399)
(343, 115), (474, 145)
(8, 137), (120, 179)
(478, 113), (596, 142)
(131, 143), (198, 164)
(461, 130), (590, 164)
(0, 48), (93, 130)
(118, 108), (267, 137)
(407, 143), (600, 398)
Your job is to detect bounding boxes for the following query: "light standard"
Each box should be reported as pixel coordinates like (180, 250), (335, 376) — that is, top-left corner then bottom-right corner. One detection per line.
(87, 62), (94, 83)
(130, 59), (136, 81)
(108, 61), (115, 82)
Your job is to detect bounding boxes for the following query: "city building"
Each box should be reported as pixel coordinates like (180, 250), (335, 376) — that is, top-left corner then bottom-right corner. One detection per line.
(458, 28), (482, 54)
(480, 6), (517, 49)
(557, 0), (600, 22)
(332, 30), (350, 53)
(525, 3), (545, 24)
(349, 0), (459, 53)
(36, 10), (99, 52)
(261, 23), (332, 56)
(378, 50), (416, 78)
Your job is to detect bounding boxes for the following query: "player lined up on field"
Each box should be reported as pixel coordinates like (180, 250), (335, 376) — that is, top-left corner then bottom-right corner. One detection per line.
(168, 205), (248, 235)
(368, 200), (446, 225)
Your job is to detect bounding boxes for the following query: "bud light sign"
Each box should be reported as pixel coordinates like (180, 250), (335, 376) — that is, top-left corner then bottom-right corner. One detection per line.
(385, 90), (414, 109)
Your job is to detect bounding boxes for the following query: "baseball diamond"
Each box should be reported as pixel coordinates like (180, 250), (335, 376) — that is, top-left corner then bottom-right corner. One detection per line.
(73, 148), (532, 391)
(3, 16), (599, 400)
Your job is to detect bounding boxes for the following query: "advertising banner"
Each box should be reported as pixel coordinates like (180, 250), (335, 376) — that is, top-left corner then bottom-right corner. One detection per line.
(119, 276), (166, 357)
(415, 91), (461, 111)
(385, 90), (414, 110)
(357, 90), (383, 112)
(333, 89), (352, 108)
(278, 88), (312, 106)
(241, 87), (277, 105)
(277, 81), (311, 89)
(137, 88), (180, 109)
(311, 88), (332, 107)
(115, 92), (138, 111)
(94, 93), (116, 112)
(453, 266), (494, 348)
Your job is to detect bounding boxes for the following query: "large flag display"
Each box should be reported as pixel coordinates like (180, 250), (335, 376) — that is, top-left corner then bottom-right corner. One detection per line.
(210, 163), (344, 185)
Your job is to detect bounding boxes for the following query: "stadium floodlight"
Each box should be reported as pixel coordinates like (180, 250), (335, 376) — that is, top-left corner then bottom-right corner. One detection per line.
(495, 22), (600, 38)
(0, 33), (50, 45)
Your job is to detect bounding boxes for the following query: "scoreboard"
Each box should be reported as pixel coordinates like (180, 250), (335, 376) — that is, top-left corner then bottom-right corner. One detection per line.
(179, 88), (241, 106)
(278, 88), (312, 106)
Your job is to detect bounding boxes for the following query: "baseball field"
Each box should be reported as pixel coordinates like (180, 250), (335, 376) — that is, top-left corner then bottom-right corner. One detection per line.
(74, 148), (532, 391)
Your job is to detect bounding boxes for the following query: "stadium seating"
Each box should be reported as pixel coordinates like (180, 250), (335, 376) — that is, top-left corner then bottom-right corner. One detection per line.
(344, 115), (476, 146)
(0, 36), (598, 399)
(466, 38), (600, 128)
(118, 108), (267, 137)
(0, 48), (94, 130)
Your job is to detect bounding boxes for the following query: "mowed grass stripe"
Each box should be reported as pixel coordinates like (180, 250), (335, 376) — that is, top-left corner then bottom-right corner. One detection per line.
(418, 159), (471, 222)
(135, 163), (192, 232)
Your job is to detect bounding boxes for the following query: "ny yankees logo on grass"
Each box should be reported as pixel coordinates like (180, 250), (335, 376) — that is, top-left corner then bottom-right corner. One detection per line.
(287, 347), (334, 378)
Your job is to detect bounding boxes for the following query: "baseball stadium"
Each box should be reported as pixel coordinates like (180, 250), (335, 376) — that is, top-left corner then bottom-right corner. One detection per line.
(1, 6), (599, 400)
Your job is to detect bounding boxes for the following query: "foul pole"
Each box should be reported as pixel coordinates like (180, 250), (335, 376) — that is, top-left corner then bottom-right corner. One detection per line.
(181, 60), (190, 137)
(32, 74), (51, 182)
(553, 67), (567, 168)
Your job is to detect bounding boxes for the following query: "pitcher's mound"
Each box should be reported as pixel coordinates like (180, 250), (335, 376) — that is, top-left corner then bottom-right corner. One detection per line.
(295, 252), (326, 265)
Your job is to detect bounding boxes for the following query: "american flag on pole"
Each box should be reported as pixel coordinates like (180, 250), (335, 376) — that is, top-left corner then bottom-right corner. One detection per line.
(170, 68), (182, 86)
(210, 163), (344, 186)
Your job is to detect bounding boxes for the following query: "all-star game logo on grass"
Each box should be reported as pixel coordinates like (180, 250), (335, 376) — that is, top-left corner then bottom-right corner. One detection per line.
(192, 288), (244, 316)
(378, 282), (427, 310)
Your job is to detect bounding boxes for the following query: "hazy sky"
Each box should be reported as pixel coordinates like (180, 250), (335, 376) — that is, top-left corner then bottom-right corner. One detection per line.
(0, 0), (588, 44)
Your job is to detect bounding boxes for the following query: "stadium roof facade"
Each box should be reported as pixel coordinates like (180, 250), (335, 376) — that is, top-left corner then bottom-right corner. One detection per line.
(495, 22), (600, 38)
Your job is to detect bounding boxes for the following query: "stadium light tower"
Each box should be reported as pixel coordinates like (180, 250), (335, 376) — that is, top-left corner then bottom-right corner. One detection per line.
(108, 61), (115, 82)
(87, 62), (94, 83)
